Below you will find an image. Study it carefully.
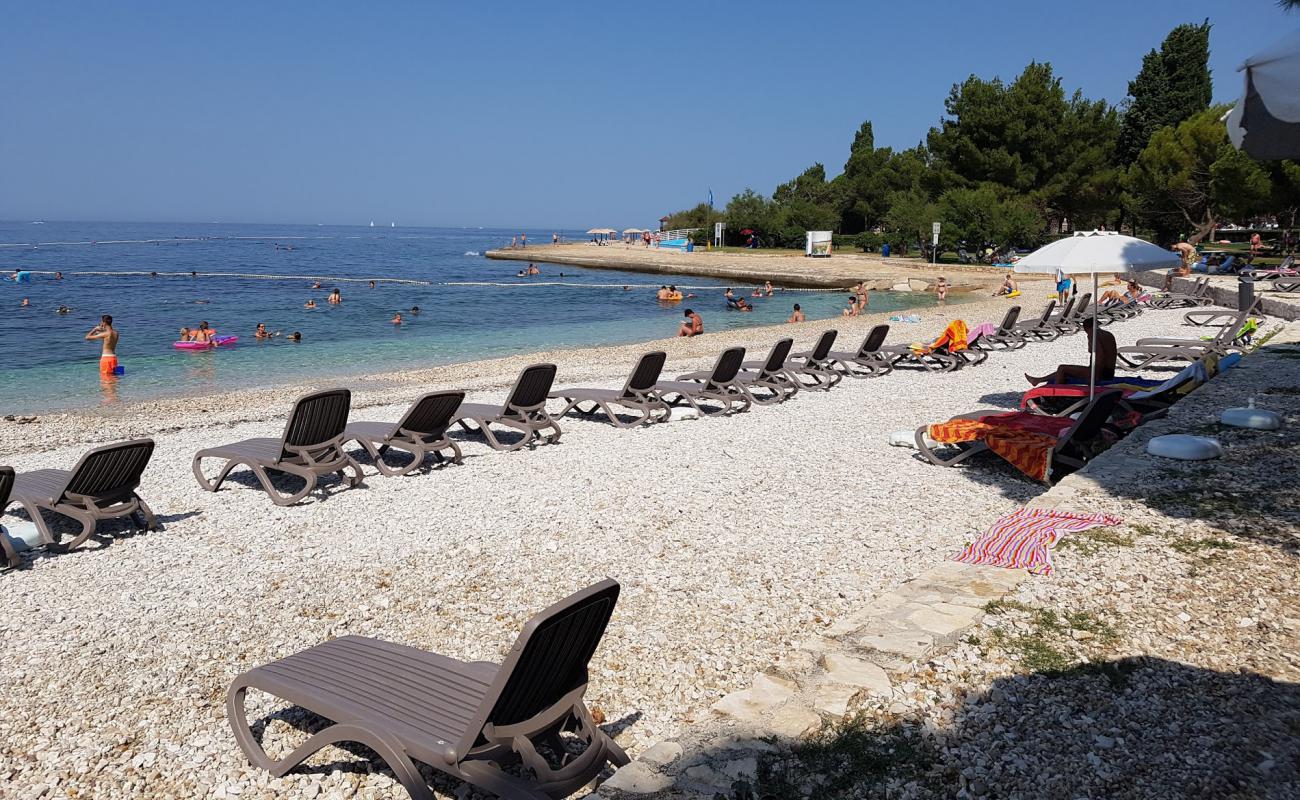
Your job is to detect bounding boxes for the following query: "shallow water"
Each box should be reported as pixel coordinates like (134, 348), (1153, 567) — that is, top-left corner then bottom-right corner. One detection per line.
(0, 222), (947, 414)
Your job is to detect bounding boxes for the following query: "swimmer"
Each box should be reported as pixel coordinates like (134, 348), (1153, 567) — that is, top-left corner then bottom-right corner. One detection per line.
(764, 280), (774, 297)
(288, 331), (302, 341)
(179, 326), (195, 342)
(194, 321), (217, 342)
(149, 271), (158, 278)
(304, 299), (317, 309)
(786, 303), (804, 323)
(328, 288), (342, 304)
(842, 296), (859, 317)
(725, 288), (740, 308)
(410, 306), (420, 314)
(368, 280), (376, 289)
(528, 263), (540, 275)
(391, 312), (403, 324)
(254, 322), (275, 340)
(517, 270), (528, 278)
(622, 285), (630, 291)
(57, 305), (71, 315)
(750, 287), (763, 298)
(666, 285), (683, 301)
(312, 281), (323, 289)
(55, 271), (64, 280)
(656, 285), (669, 300)
(20, 298), (30, 307)
(190, 271), (197, 277)
(735, 298), (753, 312)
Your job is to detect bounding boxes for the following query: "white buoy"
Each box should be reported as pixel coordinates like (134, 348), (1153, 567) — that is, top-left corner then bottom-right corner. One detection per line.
(1147, 434), (1224, 460)
(1220, 407), (1283, 430)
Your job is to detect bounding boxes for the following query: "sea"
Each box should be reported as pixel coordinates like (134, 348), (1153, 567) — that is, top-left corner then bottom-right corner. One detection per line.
(0, 221), (947, 414)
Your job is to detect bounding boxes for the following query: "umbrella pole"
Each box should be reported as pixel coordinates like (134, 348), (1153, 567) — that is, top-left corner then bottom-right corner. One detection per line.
(1089, 272), (1098, 401)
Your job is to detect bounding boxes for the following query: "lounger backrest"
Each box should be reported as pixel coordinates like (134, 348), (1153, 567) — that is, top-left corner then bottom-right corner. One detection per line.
(0, 466), (13, 509)
(621, 351), (667, 396)
(708, 347), (746, 384)
(808, 329), (837, 361)
(1055, 297), (1076, 321)
(1057, 390), (1123, 450)
(1033, 300), (1056, 326)
(998, 306), (1021, 334)
(505, 363), (558, 412)
(857, 324), (889, 357)
(396, 390), (464, 438)
(280, 389), (352, 457)
(1069, 294), (1092, 320)
(760, 338), (794, 374)
(62, 439), (155, 502)
(458, 579), (621, 758)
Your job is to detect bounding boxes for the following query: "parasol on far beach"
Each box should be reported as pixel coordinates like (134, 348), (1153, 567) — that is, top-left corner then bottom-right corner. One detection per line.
(1015, 231), (1179, 399)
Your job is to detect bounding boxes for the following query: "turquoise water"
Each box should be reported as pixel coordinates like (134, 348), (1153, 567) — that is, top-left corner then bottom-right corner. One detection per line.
(0, 222), (945, 414)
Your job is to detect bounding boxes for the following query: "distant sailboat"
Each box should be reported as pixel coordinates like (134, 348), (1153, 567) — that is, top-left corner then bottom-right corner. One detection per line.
(369, 220), (375, 227)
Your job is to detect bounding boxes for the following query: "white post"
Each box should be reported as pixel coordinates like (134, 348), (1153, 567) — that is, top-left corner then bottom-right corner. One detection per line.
(1088, 271), (1098, 401)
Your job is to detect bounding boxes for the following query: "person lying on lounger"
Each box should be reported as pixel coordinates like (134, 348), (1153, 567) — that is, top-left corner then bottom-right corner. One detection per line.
(1024, 320), (1116, 386)
(1100, 279), (1142, 306)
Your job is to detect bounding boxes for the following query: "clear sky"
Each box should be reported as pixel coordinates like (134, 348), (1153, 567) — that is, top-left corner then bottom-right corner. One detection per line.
(1, 1), (1293, 229)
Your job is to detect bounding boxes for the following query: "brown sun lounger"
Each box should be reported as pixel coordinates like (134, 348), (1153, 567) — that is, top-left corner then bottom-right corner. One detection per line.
(1025, 297), (1074, 341)
(549, 351), (671, 428)
(681, 340), (799, 405)
(10, 439), (158, 553)
(344, 390), (465, 476)
(193, 389), (362, 506)
(227, 578), (630, 800)
(914, 390), (1124, 483)
(1117, 307), (1254, 369)
(785, 329), (843, 389)
(973, 306), (1028, 350)
(452, 363), (562, 451)
(657, 346), (751, 417)
(825, 324), (893, 377)
(0, 467), (19, 569)
(1146, 276), (1211, 309)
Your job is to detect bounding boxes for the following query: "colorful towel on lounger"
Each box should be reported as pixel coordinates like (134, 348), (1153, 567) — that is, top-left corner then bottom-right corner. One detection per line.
(967, 322), (998, 344)
(952, 508), (1124, 575)
(912, 320), (970, 354)
(928, 411), (1074, 481)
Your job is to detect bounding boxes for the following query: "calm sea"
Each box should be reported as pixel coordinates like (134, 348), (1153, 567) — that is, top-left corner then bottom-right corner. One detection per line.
(0, 222), (944, 414)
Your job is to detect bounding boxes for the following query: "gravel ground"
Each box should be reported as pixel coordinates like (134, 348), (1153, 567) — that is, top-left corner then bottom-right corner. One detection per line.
(0, 293), (1244, 799)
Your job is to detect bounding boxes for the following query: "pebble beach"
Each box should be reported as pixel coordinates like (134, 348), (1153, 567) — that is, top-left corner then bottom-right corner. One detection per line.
(0, 282), (1286, 799)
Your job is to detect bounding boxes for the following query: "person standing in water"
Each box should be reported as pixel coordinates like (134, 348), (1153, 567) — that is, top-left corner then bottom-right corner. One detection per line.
(86, 315), (119, 377)
(328, 288), (342, 304)
(786, 303), (804, 323)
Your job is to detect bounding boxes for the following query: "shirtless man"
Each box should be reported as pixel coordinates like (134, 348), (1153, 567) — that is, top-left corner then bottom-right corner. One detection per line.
(786, 303), (805, 323)
(194, 321), (217, 342)
(86, 315), (119, 377)
(724, 288), (740, 308)
(656, 285), (669, 300)
(1025, 320), (1117, 386)
(391, 312), (403, 325)
(254, 322), (276, 340)
(677, 309), (703, 337)
(994, 273), (1018, 296)
(735, 298), (754, 312)
(328, 288), (342, 304)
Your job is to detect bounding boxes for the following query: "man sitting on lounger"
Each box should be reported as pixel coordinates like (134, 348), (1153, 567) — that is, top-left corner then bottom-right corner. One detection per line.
(678, 308), (704, 337)
(1025, 319), (1117, 386)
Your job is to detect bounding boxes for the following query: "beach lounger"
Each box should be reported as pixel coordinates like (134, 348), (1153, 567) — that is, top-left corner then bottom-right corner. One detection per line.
(825, 324), (894, 377)
(1146, 277), (1211, 309)
(914, 390), (1124, 483)
(1020, 363), (1205, 418)
(882, 320), (981, 371)
(1116, 308), (1254, 369)
(549, 351), (670, 428)
(11, 439), (158, 552)
(1051, 292), (1092, 335)
(1183, 298), (1261, 327)
(971, 307), (1027, 350)
(1014, 300), (1057, 340)
(452, 364), (563, 451)
(227, 578), (630, 800)
(733, 338), (800, 404)
(344, 390), (465, 476)
(785, 329), (843, 390)
(0, 467), (18, 569)
(1025, 297), (1075, 341)
(656, 347), (751, 417)
(193, 389), (362, 506)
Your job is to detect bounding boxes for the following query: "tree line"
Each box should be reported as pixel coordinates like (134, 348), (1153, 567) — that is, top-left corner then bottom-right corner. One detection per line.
(661, 20), (1300, 254)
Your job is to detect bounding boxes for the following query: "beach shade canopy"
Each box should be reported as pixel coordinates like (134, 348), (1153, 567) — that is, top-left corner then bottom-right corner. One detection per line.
(622, 228), (643, 234)
(1015, 231), (1180, 399)
(1226, 29), (1300, 160)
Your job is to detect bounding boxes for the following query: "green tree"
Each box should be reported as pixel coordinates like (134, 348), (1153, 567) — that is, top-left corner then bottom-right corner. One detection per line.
(1269, 160), (1300, 232)
(723, 189), (775, 243)
(1126, 107), (1272, 244)
(1116, 21), (1213, 165)
(660, 202), (722, 233)
(881, 189), (939, 255)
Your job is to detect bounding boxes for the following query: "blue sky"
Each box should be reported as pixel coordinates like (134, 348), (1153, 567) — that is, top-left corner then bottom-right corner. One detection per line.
(1, 1), (1293, 229)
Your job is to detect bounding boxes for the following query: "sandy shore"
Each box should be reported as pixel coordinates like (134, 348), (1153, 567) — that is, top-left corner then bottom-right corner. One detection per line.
(485, 242), (1034, 291)
(0, 283), (1246, 798)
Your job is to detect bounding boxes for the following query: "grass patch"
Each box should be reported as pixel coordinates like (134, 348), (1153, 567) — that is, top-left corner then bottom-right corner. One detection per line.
(1147, 489), (1256, 519)
(743, 713), (936, 799)
(1057, 528), (1135, 556)
(1171, 537), (1239, 556)
(988, 628), (1073, 674)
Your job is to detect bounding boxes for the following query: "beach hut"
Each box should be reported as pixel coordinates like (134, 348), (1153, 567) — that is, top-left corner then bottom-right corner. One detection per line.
(1225, 29), (1300, 159)
(1015, 231), (1179, 398)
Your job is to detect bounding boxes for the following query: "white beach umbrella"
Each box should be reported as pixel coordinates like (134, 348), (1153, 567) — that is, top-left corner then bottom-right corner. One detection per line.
(1015, 231), (1180, 398)
(1225, 29), (1300, 159)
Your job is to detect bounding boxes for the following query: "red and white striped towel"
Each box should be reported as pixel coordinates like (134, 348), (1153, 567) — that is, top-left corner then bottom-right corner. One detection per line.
(952, 508), (1123, 576)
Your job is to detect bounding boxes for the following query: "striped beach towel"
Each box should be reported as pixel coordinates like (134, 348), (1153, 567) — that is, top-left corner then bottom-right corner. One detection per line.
(952, 508), (1124, 576)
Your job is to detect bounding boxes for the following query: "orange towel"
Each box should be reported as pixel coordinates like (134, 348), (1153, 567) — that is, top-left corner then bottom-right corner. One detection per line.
(912, 320), (969, 354)
(927, 411), (1073, 482)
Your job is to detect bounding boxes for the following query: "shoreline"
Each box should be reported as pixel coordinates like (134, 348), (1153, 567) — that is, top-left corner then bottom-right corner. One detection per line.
(485, 242), (1029, 291)
(0, 283), (1053, 454)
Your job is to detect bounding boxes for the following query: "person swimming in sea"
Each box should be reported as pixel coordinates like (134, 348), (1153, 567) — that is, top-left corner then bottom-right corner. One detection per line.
(178, 326), (196, 342)
(254, 322), (277, 340)
(57, 305), (71, 315)
(786, 303), (804, 323)
(764, 280), (774, 297)
(304, 299), (317, 309)
(528, 263), (540, 275)
(391, 312), (403, 324)
(410, 306), (420, 315)
(20, 298), (30, 307)
(312, 281), (323, 289)
(517, 270), (527, 278)
(288, 331), (302, 341)
(328, 288), (342, 304)
(368, 280), (377, 289)
(194, 321), (218, 342)
(55, 271), (64, 280)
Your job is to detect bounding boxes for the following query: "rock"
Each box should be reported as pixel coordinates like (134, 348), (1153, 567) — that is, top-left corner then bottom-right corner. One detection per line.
(601, 762), (673, 795)
(768, 703), (821, 739)
(638, 741), (682, 769)
(822, 654), (894, 695)
(908, 279), (930, 291)
(813, 683), (859, 716)
(711, 673), (796, 722)
(891, 282), (913, 292)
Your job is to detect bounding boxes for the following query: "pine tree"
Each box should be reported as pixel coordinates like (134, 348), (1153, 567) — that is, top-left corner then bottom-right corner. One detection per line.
(1116, 21), (1212, 166)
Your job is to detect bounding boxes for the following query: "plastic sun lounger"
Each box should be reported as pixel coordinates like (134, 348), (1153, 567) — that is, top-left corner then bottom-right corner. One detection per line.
(785, 329), (843, 390)
(686, 338), (799, 405)
(452, 364), (563, 451)
(0, 467), (20, 568)
(1146, 277), (1212, 309)
(1117, 308), (1254, 369)
(656, 347), (752, 417)
(1026, 297), (1075, 341)
(10, 439), (158, 553)
(1183, 298), (1261, 327)
(193, 389), (363, 506)
(1014, 300), (1057, 340)
(344, 390), (465, 476)
(972, 306), (1028, 350)
(549, 351), (671, 428)
(1021, 366), (1202, 418)
(825, 324), (894, 377)
(1050, 293), (1093, 336)
(914, 390), (1124, 483)
(227, 579), (631, 800)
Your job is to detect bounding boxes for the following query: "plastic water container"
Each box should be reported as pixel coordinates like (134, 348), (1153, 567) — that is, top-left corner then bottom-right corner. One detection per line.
(1146, 434), (1223, 460)
(1220, 407), (1281, 430)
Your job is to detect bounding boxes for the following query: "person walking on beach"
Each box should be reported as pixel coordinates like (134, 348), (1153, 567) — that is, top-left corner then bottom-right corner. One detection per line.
(552, 233), (559, 245)
(1024, 320), (1116, 386)
(86, 315), (119, 377)
(520, 233), (527, 248)
(678, 309), (703, 337)
(786, 303), (804, 323)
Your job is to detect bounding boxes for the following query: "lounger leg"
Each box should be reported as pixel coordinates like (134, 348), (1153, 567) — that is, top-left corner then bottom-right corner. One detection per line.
(255, 464), (318, 507)
(52, 507), (99, 552)
(17, 500), (59, 548)
(227, 684), (433, 800)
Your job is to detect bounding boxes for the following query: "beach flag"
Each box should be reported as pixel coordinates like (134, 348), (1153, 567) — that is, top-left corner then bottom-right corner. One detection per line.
(708, 189), (714, 208)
